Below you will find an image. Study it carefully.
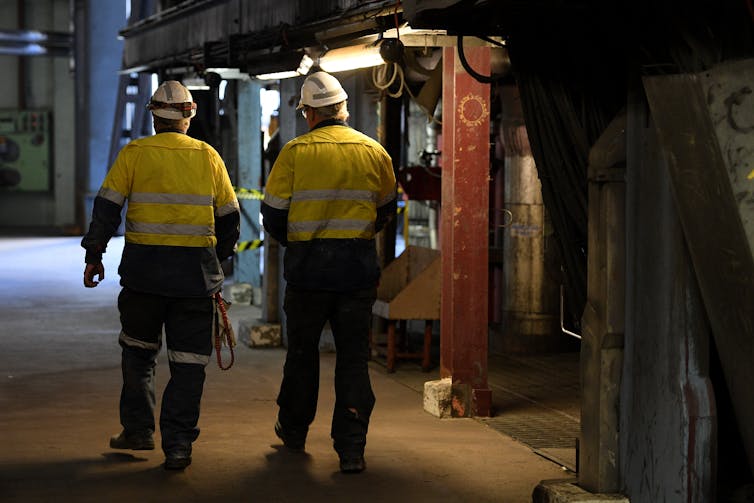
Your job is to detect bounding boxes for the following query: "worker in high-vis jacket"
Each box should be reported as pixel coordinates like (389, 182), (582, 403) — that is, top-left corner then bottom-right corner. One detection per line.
(81, 80), (239, 470)
(261, 71), (397, 474)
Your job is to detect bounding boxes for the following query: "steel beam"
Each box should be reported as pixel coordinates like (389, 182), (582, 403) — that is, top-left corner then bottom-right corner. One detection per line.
(440, 45), (492, 417)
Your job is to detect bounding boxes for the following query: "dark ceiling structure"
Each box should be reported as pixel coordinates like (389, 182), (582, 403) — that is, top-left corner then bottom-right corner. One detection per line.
(120, 0), (406, 75)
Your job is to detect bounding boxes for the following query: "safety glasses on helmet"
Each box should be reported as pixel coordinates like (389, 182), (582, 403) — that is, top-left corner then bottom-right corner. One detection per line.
(146, 100), (197, 118)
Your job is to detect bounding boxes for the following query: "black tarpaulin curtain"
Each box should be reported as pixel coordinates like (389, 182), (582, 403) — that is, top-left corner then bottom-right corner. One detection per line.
(506, 31), (627, 329)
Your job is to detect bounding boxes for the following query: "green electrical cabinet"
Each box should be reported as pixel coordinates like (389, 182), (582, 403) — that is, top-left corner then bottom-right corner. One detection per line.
(0, 109), (52, 191)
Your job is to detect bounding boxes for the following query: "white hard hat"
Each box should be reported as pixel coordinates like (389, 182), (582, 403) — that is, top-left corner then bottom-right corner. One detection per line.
(147, 80), (197, 119)
(297, 71), (348, 110)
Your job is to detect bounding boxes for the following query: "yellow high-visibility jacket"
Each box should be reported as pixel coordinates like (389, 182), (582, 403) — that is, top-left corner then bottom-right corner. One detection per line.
(262, 120), (396, 291)
(100, 132), (238, 247)
(82, 131), (240, 297)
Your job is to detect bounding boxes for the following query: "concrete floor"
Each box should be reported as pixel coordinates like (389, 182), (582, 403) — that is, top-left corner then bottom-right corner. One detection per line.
(0, 237), (567, 503)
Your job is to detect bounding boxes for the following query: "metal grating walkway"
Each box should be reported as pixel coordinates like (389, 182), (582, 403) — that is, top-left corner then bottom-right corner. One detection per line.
(483, 352), (580, 472)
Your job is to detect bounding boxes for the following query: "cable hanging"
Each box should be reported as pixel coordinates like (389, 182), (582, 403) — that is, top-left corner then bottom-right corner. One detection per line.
(371, 62), (442, 124)
(372, 62), (404, 98)
(456, 35), (505, 84)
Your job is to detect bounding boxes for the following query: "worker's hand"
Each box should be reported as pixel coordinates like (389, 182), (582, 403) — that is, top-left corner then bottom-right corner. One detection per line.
(84, 262), (105, 288)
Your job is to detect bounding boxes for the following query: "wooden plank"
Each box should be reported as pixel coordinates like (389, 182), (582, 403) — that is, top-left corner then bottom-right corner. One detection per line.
(383, 257), (441, 320)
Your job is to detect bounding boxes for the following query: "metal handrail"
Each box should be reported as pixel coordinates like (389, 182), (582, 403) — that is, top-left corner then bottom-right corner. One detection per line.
(560, 285), (582, 340)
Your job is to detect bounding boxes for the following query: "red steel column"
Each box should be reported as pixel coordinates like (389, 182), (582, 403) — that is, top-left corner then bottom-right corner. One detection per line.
(440, 45), (492, 417)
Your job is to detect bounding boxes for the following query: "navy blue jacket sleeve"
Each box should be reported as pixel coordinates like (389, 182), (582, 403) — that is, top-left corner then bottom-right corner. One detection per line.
(375, 197), (397, 234)
(215, 210), (240, 261)
(80, 196), (122, 264)
(261, 202), (288, 246)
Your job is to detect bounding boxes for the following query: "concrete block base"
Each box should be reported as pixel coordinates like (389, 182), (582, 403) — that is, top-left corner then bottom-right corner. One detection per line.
(423, 377), (452, 418)
(229, 283), (253, 305)
(239, 320), (281, 348)
(532, 479), (629, 503)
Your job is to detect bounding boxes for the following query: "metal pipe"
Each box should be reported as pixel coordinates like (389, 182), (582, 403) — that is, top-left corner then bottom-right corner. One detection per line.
(0, 30), (73, 45)
(0, 29), (74, 57)
(500, 84), (561, 349)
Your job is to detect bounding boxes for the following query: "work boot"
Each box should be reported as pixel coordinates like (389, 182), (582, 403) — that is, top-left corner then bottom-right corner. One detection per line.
(109, 430), (155, 450)
(339, 454), (366, 474)
(274, 421), (305, 451)
(164, 451), (192, 470)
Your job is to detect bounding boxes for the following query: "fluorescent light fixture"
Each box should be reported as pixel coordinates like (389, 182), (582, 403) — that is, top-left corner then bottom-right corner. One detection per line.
(255, 70), (301, 81)
(182, 76), (209, 90)
(319, 44), (384, 73)
(253, 54), (314, 81)
(205, 67), (250, 80)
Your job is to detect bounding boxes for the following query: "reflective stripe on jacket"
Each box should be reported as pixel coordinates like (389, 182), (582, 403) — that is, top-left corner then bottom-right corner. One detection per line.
(263, 124), (396, 242)
(99, 132), (239, 247)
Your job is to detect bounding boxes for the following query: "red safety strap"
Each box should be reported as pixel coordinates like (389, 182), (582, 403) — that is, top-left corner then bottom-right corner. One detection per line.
(214, 292), (235, 370)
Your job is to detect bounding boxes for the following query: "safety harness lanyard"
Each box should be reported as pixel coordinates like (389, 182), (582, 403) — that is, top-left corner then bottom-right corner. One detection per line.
(213, 292), (235, 370)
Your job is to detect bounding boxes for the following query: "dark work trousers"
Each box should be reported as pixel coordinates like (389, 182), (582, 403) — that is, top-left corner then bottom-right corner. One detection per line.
(277, 286), (377, 457)
(117, 287), (213, 455)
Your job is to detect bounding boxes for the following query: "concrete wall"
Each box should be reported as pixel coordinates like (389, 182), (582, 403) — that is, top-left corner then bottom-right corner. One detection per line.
(52, 0), (76, 228)
(0, 3), (21, 107)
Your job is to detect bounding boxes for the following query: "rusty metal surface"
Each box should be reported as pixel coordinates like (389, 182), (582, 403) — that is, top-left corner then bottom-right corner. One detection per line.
(439, 45), (491, 416)
(643, 60), (754, 477)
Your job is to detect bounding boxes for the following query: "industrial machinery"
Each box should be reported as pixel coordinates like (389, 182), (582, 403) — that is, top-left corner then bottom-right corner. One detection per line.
(0, 109), (51, 191)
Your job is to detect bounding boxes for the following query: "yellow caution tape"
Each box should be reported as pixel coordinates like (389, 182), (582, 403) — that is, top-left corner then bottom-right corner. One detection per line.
(237, 239), (263, 252)
(235, 187), (265, 200)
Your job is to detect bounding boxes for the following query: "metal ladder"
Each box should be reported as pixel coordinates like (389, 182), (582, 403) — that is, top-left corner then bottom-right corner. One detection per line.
(107, 73), (153, 167)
